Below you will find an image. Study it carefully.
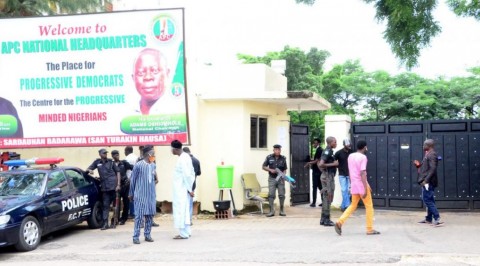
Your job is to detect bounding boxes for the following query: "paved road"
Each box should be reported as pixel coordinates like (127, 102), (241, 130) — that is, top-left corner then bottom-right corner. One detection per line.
(1, 205), (479, 266)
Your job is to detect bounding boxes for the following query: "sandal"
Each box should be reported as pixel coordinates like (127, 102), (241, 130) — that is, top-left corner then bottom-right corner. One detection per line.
(366, 230), (381, 235)
(173, 235), (188, 239)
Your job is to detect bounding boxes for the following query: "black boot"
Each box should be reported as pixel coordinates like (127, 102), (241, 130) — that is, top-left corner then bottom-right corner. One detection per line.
(320, 214), (325, 225)
(266, 198), (275, 217)
(279, 198), (286, 216)
(101, 222), (109, 230)
(323, 215), (335, 226)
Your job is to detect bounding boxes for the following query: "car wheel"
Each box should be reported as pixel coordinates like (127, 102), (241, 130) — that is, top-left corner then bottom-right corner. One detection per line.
(87, 201), (103, 229)
(15, 216), (42, 252)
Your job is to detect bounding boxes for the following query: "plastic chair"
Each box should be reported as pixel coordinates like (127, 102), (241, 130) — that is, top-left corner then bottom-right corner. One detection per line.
(241, 173), (269, 214)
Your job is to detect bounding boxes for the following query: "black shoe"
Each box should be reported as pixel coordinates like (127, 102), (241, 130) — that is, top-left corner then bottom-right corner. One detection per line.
(320, 218), (325, 225)
(266, 212), (275, 217)
(309, 203), (316, 207)
(152, 221), (159, 227)
(133, 239), (140, 244)
(318, 203), (322, 207)
(323, 220), (335, 226)
(119, 220), (126, 225)
(145, 236), (154, 242)
(101, 224), (109, 230)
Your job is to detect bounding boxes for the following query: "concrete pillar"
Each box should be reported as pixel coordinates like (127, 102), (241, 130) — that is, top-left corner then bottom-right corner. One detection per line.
(324, 115), (352, 208)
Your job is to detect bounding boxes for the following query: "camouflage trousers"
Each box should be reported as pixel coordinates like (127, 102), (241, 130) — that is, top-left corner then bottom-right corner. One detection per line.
(320, 171), (335, 217)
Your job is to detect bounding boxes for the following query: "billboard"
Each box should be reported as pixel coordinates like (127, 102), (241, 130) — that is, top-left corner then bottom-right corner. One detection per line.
(0, 9), (188, 148)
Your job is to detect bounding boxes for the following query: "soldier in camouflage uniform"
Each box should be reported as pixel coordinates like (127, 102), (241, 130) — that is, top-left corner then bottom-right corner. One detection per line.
(318, 137), (338, 226)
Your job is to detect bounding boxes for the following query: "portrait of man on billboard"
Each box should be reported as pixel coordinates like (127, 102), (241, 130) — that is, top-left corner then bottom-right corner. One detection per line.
(132, 48), (171, 115)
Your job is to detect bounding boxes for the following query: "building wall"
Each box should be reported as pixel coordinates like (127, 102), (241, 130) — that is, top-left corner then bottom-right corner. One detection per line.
(324, 114), (352, 208)
(242, 101), (291, 206)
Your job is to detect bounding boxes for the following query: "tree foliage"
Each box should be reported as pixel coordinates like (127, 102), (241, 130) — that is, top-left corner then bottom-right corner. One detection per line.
(0, 0), (104, 17)
(364, 0), (441, 69)
(295, 0), (480, 69)
(238, 46), (480, 141)
(238, 46), (330, 93)
(447, 0), (480, 20)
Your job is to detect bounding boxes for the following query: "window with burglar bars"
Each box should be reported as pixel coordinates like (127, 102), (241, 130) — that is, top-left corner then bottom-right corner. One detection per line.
(250, 116), (267, 148)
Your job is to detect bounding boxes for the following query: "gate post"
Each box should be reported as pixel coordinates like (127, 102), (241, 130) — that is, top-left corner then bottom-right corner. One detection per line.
(325, 115), (352, 208)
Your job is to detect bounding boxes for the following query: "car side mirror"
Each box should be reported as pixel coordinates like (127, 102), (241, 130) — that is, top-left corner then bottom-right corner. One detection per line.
(46, 188), (62, 197)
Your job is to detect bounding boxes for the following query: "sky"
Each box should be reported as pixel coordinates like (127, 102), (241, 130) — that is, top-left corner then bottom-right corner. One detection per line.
(114, 0), (480, 79)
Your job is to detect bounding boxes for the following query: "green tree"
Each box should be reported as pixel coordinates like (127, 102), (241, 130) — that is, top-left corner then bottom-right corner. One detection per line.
(447, 0), (480, 20)
(358, 70), (393, 121)
(0, 0), (104, 17)
(238, 46), (330, 92)
(238, 46), (331, 141)
(295, 0), (480, 69)
(321, 60), (368, 113)
(238, 46), (480, 140)
(448, 67), (480, 118)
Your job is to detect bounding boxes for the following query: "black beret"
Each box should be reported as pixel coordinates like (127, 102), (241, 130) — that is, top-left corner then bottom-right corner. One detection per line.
(273, 144), (282, 149)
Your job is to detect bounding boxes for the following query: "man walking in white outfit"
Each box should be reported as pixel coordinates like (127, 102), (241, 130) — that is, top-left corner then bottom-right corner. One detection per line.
(170, 140), (195, 239)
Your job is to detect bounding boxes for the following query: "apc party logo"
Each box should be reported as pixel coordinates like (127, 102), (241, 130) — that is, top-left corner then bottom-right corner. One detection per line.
(170, 83), (184, 98)
(151, 15), (177, 43)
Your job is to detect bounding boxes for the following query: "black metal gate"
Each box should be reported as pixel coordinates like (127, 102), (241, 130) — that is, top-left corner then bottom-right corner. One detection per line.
(352, 120), (480, 211)
(290, 124), (310, 205)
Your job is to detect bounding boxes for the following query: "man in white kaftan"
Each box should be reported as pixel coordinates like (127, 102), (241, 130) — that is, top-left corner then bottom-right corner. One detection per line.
(170, 140), (195, 239)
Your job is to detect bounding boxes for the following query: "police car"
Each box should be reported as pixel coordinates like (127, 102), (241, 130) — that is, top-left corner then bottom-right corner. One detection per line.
(0, 158), (103, 251)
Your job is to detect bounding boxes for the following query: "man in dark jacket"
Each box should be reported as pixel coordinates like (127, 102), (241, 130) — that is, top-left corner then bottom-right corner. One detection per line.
(111, 150), (134, 225)
(87, 149), (121, 230)
(304, 138), (323, 207)
(414, 139), (443, 226)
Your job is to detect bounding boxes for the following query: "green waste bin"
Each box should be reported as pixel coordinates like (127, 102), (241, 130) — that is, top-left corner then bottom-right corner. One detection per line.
(217, 165), (234, 188)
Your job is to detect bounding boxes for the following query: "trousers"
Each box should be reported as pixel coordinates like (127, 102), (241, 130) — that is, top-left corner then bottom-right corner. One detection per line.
(311, 171), (322, 204)
(422, 185), (440, 221)
(337, 188), (374, 232)
(101, 190), (116, 225)
(320, 171), (335, 217)
(268, 177), (285, 200)
(339, 175), (351, 209)
(133, 214), (153, 239)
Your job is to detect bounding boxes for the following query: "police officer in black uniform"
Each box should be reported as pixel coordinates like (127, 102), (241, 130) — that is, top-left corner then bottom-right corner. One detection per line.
(318, 137), (338, 226)
(262, 144), (288, 217)
(305, 138), (323, 207)
(87, 148), (121, 230)
(111, 150), (134, 225)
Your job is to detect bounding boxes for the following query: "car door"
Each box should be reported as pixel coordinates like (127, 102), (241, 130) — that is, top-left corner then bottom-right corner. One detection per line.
(43, 170), (74, 232)
(65, 169), (98, 223)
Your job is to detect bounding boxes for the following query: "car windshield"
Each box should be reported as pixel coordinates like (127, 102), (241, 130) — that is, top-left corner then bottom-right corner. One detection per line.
(0, 172), (46, 196)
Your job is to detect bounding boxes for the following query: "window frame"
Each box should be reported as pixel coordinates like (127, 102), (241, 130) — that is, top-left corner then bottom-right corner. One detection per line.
(47, 170), (70, 193)
(250, 115), (268, 149)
